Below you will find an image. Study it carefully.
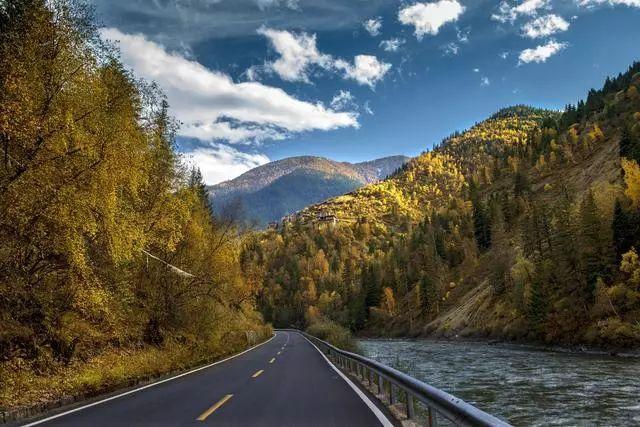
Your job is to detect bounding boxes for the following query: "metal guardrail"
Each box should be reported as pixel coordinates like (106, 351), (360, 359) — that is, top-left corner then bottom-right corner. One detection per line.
(289, 330), (511, 427)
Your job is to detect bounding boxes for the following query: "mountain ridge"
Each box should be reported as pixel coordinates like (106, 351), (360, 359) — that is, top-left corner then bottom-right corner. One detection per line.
(208, 154), (410, 226)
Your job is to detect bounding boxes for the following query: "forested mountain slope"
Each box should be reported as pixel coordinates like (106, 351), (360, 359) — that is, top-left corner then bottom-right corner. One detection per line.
(243, 64), (640, 348)
(208, 155), (409, 226)
(0, 1), (269, 411)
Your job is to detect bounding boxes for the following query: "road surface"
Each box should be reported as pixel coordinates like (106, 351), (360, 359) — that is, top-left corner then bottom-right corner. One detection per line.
(23, 331), (394, 426)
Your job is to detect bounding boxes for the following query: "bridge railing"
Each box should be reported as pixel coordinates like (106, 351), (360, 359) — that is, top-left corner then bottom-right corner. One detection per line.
(293, 330), (511, 427)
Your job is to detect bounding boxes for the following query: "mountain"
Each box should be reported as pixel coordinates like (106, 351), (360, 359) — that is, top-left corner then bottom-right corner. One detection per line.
(208, 155), (409, 226)
(243, 62), (640, 349)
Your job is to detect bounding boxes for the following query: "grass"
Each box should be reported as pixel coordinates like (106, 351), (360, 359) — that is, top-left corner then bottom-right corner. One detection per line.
(0, 327), (272, 417)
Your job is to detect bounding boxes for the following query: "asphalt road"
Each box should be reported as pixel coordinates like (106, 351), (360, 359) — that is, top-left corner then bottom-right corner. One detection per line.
(23, 331), (394, 426)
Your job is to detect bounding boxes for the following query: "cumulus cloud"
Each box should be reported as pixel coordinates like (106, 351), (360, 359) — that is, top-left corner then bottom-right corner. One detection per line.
(101, 28), (358, 143)
(577, 0), (640, 7)
(186, 144), (270, 185)
(492, 0), (551, 23)
(481, 76), (491, 86)
(398, 0), (465, 39)
(258, 27), (391, 87)
(522, 14), (569, 38)
(334, 55), (392, 87)
(257, 26), (332, 83)
(379, 38), (405, 52)
(363, 17), (382, 36)
(518, 40), (567, 64)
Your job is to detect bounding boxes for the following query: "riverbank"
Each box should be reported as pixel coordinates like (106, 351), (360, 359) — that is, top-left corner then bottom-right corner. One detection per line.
(356, 332), (640, 359)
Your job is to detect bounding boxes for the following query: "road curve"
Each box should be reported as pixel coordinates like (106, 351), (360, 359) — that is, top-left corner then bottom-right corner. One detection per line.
(22, 331), (394, 426)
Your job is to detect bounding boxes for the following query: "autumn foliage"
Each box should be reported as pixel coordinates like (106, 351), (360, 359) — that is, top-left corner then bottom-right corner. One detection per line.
(0, 0), (268, 410)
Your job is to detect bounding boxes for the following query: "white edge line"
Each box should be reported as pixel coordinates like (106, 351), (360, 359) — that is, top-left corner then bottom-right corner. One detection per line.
(300, 333), (394, 427)
(21, 333), (277, 426)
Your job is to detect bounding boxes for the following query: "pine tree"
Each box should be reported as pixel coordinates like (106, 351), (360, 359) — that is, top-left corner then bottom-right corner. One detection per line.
(189, 166), (214, 218)
(612, 199), (634, 262)
(526, 280), (547, 337)
(579, 191), (610, 303)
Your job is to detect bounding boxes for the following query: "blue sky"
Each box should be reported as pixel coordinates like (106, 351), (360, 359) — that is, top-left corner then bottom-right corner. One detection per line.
(93, 0), (640, 184)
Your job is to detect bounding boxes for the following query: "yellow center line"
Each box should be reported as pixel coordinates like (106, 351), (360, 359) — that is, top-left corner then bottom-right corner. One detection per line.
(269, 357), (276, 364)
(252, 369), (264, 378)
(196, 394), (233, 421)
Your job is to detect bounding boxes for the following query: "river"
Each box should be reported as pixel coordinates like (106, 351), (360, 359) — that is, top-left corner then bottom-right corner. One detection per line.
(359, 339), (640, 426)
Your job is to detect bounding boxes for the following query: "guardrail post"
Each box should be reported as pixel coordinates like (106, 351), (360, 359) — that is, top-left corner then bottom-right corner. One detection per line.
(406, 392), (415, 419)
(389, 383), (396, 405)
(369, 369), (374, 386)
(428, 406), (437, 427)
(378, 374), (383, 395)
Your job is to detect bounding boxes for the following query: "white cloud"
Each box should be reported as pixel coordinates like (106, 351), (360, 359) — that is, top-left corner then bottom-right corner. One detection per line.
(473, 68), (480, 72)
(180, 121), (285, 144)
(500, 51), (510, 59)
(257, 26), (332, 83)
(330, 90), (357, 111)
(258, 27), (391, 87)
(492, 0), (551, 23)
(334, 55), (392, 88)
(518, 40), (567, 64)
(186, 144), (270, 185)
(254, 0), (300, 11)
(379, 38), (405, 52)
(363, 17), (382, 36)
(363, 101), (374, 115)
(481, 76), (491, 86)
(456, 27), (470, 43)
(522, 14), (569, 38)
(101, 28), (358, 143)
(577, 0), (640, 7)
(398, 0), (465, 39)
(440, 42), (460, 56)
(244, 64), (263, 81)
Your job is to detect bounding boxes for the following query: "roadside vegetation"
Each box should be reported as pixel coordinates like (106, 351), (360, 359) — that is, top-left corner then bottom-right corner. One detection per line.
(0, 0), (270, 413)
(244, 63), (640, 349)
(306, 319), (358, 353)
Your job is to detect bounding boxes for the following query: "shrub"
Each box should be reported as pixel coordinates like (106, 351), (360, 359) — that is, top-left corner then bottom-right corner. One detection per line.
(306, 320), (359, 353)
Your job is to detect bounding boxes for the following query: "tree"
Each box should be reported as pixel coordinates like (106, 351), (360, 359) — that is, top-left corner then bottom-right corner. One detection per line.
(623, 158), (640, 208)
(579, 191), (611, 303)
(419, 275), (437, 317)
(612, 199), (635, 262)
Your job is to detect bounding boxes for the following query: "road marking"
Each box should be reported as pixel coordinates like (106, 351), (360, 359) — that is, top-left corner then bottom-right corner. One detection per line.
(252, 369), (264, 378)
(21, 334), (277, 427)
(269, 358), (275, 364)
(277, 351), (281, 355)
(300, 333), (394, 427)
(196, 394), (233, 421)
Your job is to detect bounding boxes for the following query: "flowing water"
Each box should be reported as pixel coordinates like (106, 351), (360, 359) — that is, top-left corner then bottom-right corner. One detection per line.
(358, 339), (640, 426)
